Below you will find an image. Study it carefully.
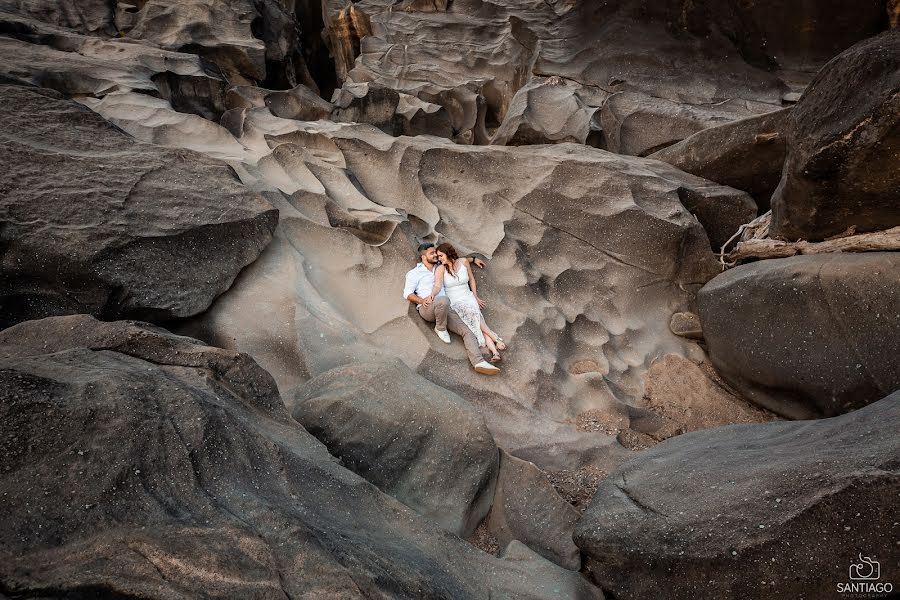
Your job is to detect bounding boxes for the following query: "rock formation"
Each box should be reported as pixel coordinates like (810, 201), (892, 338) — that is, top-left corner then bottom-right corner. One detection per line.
(698, 253), (900, 419)
(0, 85), (277, 329)
(290, 359), (499, 537)
(0, 0), (896, 597)
(574, 391), (900, 600)
(650, 108), (792, 213)
(770, 31), (900, 241)
(0, 315), (602, 599)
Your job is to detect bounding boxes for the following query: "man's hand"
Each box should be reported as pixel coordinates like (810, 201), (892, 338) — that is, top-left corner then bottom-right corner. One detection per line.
(422, 295), (434, 307)
(475, 294), (486, 309)
(473, 257), (486, 269)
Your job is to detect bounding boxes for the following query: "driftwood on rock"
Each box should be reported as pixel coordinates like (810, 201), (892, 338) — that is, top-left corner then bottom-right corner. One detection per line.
(720, 211), (900, 267)
(727, 226), (900, 261)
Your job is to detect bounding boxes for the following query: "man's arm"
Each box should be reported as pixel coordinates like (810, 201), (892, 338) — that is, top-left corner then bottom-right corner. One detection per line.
(404, 270), (432, 306)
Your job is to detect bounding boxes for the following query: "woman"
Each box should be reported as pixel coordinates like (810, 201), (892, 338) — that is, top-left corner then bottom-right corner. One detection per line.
(428, 242), (507, 363)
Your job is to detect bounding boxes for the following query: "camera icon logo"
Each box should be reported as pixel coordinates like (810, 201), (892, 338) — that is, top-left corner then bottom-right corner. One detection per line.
(849, 554), (881, 581)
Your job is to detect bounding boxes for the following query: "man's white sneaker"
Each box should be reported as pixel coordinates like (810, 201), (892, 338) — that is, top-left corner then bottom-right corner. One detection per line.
(434, 327), (451, 344)
(473, 361), (500, 375)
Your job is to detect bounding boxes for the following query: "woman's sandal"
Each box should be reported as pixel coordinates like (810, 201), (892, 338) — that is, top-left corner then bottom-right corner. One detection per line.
(490, 352), (502, 363)
(494, 335), (507, 351)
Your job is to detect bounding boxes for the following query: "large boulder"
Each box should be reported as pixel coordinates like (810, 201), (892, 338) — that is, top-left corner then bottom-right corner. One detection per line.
(0, 315), (604, 600)
(770, 31), (900, 241)
(0, 85), (277, 329)
(573, 391), (900, 600)
(650, 108), (792, 211)
(290, 359), (500, 537)
(698, 253), (900, 419)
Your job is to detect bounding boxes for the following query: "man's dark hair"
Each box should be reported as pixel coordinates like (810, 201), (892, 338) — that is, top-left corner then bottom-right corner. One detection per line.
(417, 242), (435, 259)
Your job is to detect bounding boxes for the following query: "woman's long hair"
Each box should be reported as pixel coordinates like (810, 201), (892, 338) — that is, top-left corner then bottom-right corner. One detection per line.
(436, 242), (460, 278)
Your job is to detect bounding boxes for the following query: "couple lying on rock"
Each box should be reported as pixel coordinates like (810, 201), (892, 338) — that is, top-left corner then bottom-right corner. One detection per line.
(403, 242), (507, 375)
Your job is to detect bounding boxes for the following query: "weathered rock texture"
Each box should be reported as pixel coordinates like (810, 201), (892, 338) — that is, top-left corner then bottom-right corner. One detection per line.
(486, 449), (581, 570)
(164, 107), (754, 472)
(574, 391), (900, 600)
(0, 315), (604, 600)
(0, 85), (277, 329)
(698, 253), (900, 419)
(651, 109), (792, 212)
(771, 31), (900, 241)
(290, 359), (499, 537)
(322, 0), (886, 146)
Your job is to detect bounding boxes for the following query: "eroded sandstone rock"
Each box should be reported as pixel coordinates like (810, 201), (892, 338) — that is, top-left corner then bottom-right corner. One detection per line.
(573, 391), (900, 600)
(290, 359), (499, 537)
(0, 85), (277, 328)
(698, 253), (900, 419)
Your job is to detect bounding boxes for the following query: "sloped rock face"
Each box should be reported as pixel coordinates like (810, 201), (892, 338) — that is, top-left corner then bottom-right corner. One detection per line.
(698, 253), (900, 419)
(650, 109), (792, 212)
(486, 449), (581, 570)
(290, 359), (499, 537)
(0, 85), (277, 329)
(771, 31), (900, 241)
(573, 391), (900, 600)
(600, 92), (773, 157)
(0, 315), (604, 600)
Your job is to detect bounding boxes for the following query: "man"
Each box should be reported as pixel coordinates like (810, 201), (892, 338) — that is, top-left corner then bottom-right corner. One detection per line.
(403, 243), (500, 375)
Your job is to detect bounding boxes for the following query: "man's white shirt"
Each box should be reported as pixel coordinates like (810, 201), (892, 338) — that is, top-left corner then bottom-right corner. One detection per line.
(403, 263), (446, 305)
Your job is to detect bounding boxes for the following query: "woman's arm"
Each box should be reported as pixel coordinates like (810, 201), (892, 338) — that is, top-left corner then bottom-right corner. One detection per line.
(464, 260), (486, 307)
(430, 265), (445, 298)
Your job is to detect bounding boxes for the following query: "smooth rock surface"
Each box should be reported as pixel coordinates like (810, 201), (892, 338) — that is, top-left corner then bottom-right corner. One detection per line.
(668, 312), (703, 340)
(771, 31), (900, 241)
(574, 391), (900, 600)
(600, 91), (777, 157)
(0, 315), (604, 600)
(486, 449), (581, 570)
(0, 85), (277, 328)
(169, 110), (750, 472)
(290, 359), (499, 537)
(650, 109), (792, 211)
(698, 253), (900, 418)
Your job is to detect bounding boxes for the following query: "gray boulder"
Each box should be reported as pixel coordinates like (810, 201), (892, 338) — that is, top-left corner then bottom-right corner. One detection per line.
(0, 85), (277, 329)
(290, 359), (499, 537)
(574, 391), (900, 600)
(771, 31), (900, 241)
(650, 108), (792, 212)
(0, 315), (603, 600)
(698, 253), (900, 419)
(486, 449), (581, 570)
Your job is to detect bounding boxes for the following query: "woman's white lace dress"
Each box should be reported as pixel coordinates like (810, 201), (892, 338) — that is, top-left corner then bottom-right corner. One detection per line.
(443, 261), (485, 346)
